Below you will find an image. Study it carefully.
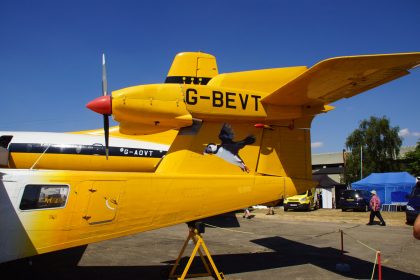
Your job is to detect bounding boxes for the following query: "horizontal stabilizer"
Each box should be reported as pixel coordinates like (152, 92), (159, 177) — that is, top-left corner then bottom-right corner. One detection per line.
(261, 52), (420, 106)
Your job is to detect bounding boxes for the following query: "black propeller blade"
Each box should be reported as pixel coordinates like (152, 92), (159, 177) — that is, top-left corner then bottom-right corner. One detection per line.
(86, 54), (112, 159)
(103, 114), (110, 159)
(101, 54), (110, 159)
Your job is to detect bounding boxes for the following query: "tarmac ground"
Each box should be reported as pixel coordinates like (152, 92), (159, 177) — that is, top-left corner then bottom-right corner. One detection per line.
(2, 208), (420, 280)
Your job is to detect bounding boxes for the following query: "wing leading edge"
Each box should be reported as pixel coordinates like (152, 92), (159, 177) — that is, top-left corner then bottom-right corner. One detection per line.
(261, 52), (420, 106)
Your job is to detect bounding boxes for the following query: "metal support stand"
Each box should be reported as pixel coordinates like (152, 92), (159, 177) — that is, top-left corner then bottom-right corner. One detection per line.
(169, 223), (224, 280)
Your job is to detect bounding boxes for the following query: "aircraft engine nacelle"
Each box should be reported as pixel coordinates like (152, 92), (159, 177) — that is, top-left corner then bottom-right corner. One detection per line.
(112, 84), (193, 135)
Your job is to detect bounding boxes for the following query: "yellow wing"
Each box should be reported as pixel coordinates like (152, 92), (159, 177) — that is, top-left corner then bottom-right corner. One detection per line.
(261, 52), (420, 106)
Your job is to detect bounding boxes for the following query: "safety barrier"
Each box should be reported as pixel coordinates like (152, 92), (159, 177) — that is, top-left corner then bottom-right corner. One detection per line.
(339, 229), (382, 280)
(203, 221), (383, 279)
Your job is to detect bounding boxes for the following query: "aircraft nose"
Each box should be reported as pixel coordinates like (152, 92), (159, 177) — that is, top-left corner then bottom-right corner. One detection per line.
(86, 95), (112, 115)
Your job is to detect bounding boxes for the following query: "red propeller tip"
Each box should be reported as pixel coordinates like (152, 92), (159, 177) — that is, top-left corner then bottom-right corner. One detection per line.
(86, 96), (112, 115)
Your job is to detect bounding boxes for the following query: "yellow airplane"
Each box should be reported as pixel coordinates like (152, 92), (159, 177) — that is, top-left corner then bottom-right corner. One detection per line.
(0, 51), (419, 264)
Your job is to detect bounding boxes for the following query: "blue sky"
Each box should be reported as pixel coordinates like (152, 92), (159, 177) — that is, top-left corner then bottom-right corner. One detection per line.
(0, 0), (419, 153)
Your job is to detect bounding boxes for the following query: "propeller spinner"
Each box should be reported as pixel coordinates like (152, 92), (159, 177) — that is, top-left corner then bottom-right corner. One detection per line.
(86, 54), (112, 159)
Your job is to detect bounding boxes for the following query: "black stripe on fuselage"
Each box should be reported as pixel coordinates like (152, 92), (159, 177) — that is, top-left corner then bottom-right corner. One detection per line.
(8, 143), (166, 158)
(165, 76), (212, 85)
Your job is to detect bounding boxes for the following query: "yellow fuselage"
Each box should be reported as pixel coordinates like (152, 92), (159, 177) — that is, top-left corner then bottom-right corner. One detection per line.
(3, 50), (418, 264)
(0, 165), (309, 262)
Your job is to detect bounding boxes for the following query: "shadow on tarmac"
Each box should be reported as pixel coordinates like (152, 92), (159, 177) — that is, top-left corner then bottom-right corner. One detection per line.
(1, 221), (419, 280)
(202, 211), (241, 228)
(1, 235), (419, 280)
(249, 236), (418, 279)
(162, 236), (419, 280)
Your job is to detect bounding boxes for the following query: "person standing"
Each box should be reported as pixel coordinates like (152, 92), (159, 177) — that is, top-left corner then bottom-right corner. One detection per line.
(243, 207), (251, 219)
(367, 190), (386, 226)
(413, 177), (420, 239)
(414, 214), (420, 239)
(266, 206), (275, 215)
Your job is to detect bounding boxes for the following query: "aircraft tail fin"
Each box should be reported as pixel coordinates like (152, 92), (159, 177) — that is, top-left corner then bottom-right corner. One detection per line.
(164, 52), (218, 85)
(154, 121), (315, 199)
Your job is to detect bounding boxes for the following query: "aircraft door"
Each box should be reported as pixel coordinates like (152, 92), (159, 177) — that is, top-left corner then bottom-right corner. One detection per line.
(78, 181), (124, 225)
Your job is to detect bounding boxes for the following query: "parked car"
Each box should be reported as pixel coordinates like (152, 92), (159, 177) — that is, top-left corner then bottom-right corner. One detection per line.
(283, 187), (318, 211)
(339, 189), (371, 212)
(406, 185), (420, 224)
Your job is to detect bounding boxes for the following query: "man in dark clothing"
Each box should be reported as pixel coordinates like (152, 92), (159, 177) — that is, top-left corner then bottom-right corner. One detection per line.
(414, 177), (420, 239)
(367, 190), (386, 226)
(414, 214), (420, 240)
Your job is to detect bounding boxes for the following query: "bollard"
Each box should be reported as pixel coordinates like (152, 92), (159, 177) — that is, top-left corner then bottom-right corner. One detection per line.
(377, 251), (382, 280)
(335, 229), (350, 272)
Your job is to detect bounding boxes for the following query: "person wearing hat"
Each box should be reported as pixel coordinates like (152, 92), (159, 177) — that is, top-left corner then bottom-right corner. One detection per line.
(367, 190), (386, 226)
(414, 177), (420, 239)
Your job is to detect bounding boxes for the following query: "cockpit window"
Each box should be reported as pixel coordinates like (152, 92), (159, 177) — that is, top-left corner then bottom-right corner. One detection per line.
(19, 185), (69, 210)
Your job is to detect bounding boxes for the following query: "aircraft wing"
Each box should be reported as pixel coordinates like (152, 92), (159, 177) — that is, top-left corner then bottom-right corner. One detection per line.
(261, 53), (420, 106)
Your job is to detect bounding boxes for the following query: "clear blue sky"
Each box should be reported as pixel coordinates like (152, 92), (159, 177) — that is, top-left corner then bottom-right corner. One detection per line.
(1, 0), (419, 153)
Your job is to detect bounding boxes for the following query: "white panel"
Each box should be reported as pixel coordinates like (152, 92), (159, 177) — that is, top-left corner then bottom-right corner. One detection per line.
(322, 188), (333, 209)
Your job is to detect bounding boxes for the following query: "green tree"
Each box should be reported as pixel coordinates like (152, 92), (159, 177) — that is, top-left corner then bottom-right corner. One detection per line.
(344, 116), (402, 184)
(404, 141), (420, 176)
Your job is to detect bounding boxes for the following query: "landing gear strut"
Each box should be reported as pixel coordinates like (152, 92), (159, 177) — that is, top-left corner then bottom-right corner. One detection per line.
(168, 221), (224, 280)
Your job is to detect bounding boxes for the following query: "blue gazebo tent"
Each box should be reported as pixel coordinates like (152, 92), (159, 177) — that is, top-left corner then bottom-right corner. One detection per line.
(351, 172), (416, 205)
